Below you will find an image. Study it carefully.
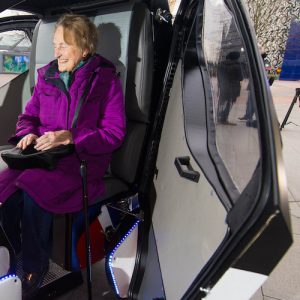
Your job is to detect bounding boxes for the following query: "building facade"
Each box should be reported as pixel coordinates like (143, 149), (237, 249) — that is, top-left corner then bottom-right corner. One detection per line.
(245, 0), (300, 68)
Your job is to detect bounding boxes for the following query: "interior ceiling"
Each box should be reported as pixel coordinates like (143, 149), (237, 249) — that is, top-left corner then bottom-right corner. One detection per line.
(5, 0), (128, 16)
(0, 0), (22, 12)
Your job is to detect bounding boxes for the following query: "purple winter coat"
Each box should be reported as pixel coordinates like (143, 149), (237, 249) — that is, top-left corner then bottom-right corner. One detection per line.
(0, 54), (126, 213)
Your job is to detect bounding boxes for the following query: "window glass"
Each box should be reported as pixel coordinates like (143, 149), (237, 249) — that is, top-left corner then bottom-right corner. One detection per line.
(0, 10), (33, 86)
(202, 0), (260, 196)
(169, 0), (182, 18)
(0, 30), (30, 74)
(0, 9), (32, 18)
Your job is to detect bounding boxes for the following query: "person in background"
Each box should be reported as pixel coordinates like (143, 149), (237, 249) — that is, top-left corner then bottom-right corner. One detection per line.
(239, 44), (267, 127)
(217, 51), (243, 124)
(0, 14), (125, 299)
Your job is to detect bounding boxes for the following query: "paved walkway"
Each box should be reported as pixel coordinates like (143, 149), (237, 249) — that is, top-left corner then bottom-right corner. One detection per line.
(251, 80), (300, 300)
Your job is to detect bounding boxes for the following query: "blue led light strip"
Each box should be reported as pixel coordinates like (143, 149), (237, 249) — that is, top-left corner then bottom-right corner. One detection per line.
(0, 274), (17, 282)
(108, 220), (140, 296)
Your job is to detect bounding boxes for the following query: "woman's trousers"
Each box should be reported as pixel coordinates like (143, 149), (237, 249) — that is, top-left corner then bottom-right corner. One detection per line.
(1, 190), (53, 273)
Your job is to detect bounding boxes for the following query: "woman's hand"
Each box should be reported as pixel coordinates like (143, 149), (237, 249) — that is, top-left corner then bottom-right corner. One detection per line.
(34, 130), (73, 151)
(17, 133), (38, 150)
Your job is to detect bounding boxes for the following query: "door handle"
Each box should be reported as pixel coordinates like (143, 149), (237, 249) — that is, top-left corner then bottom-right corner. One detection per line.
(174, 156), (200, 183)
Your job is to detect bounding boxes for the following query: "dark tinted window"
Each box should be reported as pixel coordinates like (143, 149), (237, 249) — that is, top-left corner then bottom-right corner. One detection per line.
(203, 0), (260, 199)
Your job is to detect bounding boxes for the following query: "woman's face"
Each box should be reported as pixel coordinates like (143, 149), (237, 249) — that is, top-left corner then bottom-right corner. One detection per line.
(53, 26), (88, 72)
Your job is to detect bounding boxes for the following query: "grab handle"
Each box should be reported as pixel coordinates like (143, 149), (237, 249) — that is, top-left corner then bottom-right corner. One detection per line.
(174, 156), (200, 183)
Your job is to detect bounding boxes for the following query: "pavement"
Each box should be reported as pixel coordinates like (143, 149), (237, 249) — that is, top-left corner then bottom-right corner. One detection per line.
(251, 79), (300, 300)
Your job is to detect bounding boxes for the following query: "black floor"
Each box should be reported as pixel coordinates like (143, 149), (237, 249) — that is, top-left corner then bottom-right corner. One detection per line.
(56, 259), (118, 300)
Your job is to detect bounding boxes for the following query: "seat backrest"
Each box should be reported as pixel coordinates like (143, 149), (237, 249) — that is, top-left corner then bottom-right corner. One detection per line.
(29, 6), (133, 93)
(110, 3), (153, 184)
(29, 3), (153, 185)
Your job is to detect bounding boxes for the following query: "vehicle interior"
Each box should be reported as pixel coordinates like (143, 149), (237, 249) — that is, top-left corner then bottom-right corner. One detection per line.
(0, 0), (293, 299)
(0, 0), (171, 298)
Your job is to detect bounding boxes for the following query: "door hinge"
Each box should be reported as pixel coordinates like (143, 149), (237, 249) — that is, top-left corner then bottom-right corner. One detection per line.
(154, 8), (173, 24)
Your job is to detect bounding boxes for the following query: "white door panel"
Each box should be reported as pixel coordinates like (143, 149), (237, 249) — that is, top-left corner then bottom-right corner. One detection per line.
(204, 268), (268, 300)
(153, 60), (228, 300)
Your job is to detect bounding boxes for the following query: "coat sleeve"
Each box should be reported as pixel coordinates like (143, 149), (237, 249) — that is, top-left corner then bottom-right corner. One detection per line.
(70, 75), (126, 155)
(8, 77), (41, 144)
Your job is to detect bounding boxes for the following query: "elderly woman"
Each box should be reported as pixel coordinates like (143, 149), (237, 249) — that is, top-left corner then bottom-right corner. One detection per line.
(0, 14), (125, 298)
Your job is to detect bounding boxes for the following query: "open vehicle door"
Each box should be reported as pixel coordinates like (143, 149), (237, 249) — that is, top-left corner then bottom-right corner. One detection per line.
(135, 0), (292, 299)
